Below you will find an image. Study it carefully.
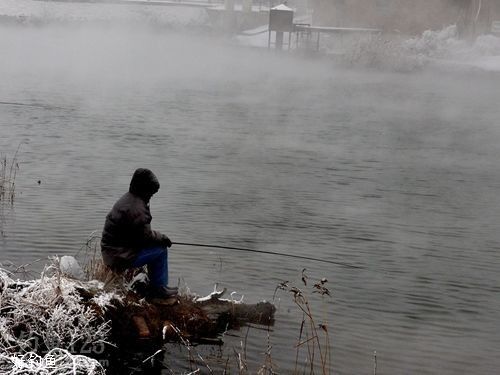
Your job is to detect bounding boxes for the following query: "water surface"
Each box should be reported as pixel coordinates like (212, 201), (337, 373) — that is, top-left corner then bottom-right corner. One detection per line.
(1, 25), (500, 374)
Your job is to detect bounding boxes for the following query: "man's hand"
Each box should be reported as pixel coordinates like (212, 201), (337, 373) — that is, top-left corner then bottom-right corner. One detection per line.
(162, 235), (172, 248)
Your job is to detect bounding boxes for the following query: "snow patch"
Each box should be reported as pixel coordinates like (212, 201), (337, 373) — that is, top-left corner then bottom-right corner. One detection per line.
(0, 0), (208, 27)
(403, 25), (500, 71)
(0, 260), (115, 367)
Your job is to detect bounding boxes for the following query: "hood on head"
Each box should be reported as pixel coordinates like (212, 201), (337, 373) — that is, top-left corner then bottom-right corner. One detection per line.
(129, 168), (160, 200)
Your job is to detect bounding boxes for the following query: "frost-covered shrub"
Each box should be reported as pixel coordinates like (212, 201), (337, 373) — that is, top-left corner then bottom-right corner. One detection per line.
(403, 25), (463, 58)
(341, 35), (426, 72)
(0, 348), (105, 375)
(0, 257), (120, 374)
(472, 34), (500, 56)
(337, 24), (500, 71)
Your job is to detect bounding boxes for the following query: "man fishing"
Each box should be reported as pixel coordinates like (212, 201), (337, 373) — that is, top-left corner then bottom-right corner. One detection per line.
(101, 168), (178, 300)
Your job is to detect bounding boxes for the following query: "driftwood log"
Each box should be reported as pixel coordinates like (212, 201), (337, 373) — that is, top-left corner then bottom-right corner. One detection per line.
(106, 288), (275, 346)
(73, 279), (276, 347)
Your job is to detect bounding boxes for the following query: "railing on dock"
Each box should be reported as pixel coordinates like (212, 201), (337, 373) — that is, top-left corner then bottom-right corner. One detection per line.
(293, 25), (382, 51)
(492, 21), (500, 35)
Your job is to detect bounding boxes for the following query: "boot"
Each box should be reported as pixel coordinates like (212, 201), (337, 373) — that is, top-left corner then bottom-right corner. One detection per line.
(148, 286), (178, 305)
(165, 286), (179, 293)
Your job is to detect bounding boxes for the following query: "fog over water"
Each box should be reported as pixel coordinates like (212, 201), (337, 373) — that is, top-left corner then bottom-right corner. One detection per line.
(1, 23), (500, 374)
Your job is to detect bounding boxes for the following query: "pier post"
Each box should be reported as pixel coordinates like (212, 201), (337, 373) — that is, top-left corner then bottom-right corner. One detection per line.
(224, 0), (236, 31)
(243, 0), (252, 12)
(275, 31), (284, 50)
(224, 0), (235, 11)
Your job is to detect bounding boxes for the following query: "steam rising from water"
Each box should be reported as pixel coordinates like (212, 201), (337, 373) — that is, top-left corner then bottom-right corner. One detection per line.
(1, 9), (500, 375)
(1, 25), (337, 99)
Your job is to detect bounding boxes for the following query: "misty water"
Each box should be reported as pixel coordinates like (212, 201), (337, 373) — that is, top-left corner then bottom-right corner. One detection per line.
(1, 24), (500, 374)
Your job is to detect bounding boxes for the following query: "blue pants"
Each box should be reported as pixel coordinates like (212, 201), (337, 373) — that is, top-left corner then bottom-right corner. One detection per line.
(132, 247), (169, 288)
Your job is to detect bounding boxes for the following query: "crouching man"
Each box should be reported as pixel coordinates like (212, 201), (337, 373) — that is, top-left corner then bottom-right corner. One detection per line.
(101, 168), (178, 301)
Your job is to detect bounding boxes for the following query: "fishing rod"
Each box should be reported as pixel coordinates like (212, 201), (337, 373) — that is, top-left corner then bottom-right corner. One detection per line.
(172, 241), (364, 270)
(0, 101), (41, 107)
(0, 101), (60, 109)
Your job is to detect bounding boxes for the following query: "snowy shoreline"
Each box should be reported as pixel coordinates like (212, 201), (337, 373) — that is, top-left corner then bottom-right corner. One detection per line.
(0, 255), (277, 374)
(0, 0), (209, 28)
(1, 0), (500, 73)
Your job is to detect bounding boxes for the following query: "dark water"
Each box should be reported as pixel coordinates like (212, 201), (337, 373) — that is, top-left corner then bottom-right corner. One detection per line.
(1, 25), (500, 374)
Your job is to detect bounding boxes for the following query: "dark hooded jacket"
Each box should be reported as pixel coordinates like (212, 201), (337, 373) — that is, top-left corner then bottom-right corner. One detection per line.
(101, 168), (169, 270)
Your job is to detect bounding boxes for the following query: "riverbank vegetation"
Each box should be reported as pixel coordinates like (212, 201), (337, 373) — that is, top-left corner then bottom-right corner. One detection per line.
(0, 149), (19, 205)
(0, 258), (113, 374)
(0, 248), (332, 374)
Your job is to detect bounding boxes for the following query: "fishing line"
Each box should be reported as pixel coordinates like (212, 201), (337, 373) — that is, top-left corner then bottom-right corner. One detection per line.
(172, 242), (363, 270)
(0, 101), (60, 109)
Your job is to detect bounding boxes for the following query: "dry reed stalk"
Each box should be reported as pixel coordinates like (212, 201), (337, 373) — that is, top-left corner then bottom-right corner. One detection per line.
(273, 271), (332, 375)
(167, 323), (214, 374)
(229, 272), (332, 375)
(78, 231), (123, 289)
(261, 326), (275, 375)
(0, 145), (21, 206)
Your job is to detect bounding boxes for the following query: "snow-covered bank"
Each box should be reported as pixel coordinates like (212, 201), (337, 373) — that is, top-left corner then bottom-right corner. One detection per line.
(2, 1), (499, 73)
(0, 255), (276, 374)
(321, 25), (500, 72)
(403, 26), (500, 72)
(0, 349), (105, 375)
(236, 24), (500, 73)
(0, 259), (116, 374)
(0, 0), (207, 27)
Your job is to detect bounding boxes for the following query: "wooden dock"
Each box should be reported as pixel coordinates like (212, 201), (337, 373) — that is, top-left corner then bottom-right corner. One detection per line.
(294, 25), (382, 51)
